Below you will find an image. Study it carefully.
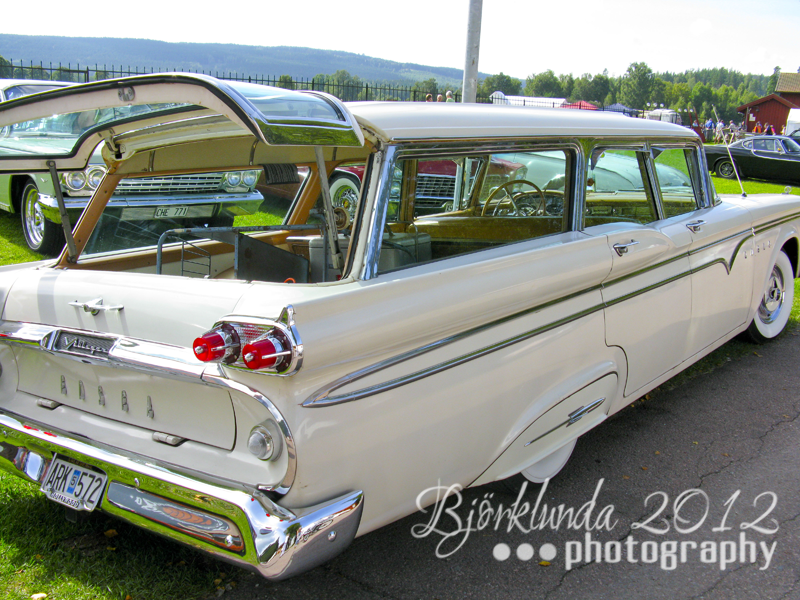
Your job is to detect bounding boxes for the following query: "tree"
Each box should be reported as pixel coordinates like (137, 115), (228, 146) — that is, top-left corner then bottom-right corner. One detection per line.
(0, 55), (11, 79)
(619, 62), (654, 109)
(524, 70), (563, 97)
(276, 75), (295, 90)
(411, 78), (438, 101)
(768, 66), (781, 94)
(479, 72), (521, 97)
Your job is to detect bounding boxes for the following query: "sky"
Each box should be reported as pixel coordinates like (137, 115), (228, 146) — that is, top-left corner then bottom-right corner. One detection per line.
(1, 0), (798, 80)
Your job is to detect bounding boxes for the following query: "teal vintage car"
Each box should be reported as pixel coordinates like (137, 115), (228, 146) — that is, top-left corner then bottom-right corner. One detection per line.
(0, 79), (264, 254)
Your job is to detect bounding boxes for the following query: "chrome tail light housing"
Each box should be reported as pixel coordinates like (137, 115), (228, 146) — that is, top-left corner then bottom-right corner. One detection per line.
(192, 306), (303, 375)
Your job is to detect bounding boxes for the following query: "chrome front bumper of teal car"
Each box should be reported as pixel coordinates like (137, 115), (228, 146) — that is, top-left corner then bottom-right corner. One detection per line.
(0, 410), (363, 581)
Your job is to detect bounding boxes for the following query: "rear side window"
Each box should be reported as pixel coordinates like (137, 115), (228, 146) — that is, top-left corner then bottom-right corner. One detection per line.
(377, 149), (572, 274)
(653, 148), (699, 218)
(585, 149), (657, 226)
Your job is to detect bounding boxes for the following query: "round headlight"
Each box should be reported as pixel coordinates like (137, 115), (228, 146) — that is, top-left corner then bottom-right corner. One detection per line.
(225, 172), (242, 187)
(87, 168), (105, 189)
(64, 171), (86, 191)
(242, 170), (259, 187)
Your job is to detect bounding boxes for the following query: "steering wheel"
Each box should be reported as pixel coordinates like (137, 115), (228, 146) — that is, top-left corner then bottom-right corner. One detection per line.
(481, 179), (546, 216)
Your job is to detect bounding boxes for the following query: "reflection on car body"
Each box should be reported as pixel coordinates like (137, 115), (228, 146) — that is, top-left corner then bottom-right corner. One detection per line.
(0, 74), (798, 581)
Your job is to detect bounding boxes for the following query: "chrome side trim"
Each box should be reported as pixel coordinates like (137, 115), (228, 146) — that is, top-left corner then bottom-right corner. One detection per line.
(524, 397), (606, 447)
(304, 299), (605, 407)
(0, 412), (362, 581)
(201, 372), (297, 495)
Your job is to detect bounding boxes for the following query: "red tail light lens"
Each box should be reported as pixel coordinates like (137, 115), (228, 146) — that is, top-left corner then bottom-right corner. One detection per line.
(192, 325), (240, 363)
(242, 333), (288, 370)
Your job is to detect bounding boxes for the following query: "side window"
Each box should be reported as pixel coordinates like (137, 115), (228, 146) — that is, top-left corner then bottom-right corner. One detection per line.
(585, 149), (657, 225)
(376, 150), (571, 274)
(653, 148), (700, 218)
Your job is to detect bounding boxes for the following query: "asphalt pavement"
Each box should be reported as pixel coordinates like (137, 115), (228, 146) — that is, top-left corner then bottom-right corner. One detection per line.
(220, 331), (800, 600)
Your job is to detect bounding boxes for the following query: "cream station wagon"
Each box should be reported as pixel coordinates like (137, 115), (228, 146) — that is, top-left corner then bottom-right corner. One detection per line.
(0, 74), (797, 580)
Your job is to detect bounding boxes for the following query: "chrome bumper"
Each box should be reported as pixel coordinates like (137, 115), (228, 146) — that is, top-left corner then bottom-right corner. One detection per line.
(0, 410), (363, 581)
(38, 191), (264, 221)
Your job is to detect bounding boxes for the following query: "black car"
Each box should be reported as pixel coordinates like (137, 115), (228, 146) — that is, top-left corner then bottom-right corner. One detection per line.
(704, 135), (800, 185)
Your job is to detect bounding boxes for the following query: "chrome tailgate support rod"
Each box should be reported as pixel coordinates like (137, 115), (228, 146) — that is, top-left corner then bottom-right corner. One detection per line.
(47, 160), (78, 261)
(314, 146), (344, 277)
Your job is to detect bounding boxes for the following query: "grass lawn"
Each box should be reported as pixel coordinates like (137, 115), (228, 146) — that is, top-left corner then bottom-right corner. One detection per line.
(0, 177), (798, 599)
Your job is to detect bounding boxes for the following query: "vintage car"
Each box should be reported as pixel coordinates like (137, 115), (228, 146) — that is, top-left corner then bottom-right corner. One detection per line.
(0, 79), (264, 254)
(0, 74), (797, 581)
(704, 134), (800, 185)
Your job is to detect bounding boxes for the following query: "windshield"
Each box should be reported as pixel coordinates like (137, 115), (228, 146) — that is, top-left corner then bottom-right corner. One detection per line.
(783, 138), (800, 153)
(3, 83), (68, 101)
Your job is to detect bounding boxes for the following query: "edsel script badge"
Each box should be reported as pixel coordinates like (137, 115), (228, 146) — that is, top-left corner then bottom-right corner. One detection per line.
(55, 332), (114, 357)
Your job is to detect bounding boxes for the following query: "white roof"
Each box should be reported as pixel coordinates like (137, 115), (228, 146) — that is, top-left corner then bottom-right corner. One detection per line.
(347, 101), (698, 143)
(0, 79), (72, 91)
(490, 91), (566, 107)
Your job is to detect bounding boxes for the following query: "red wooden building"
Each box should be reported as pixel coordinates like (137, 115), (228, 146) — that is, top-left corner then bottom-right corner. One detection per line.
(737, 94), (798, 133)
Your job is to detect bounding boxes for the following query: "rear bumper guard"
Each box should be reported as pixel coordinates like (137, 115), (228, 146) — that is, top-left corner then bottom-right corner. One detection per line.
(0, 411), (363, 581)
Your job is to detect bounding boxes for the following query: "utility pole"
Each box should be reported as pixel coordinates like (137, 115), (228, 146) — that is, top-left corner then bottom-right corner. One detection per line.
(461, 0), (482, 103)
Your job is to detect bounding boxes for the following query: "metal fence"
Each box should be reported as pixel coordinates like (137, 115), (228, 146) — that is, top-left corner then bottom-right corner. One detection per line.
(1, 58), (632, 113)
(0, 59), (491, 103)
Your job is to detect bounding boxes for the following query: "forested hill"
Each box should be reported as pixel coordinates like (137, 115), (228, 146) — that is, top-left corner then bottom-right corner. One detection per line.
(0, 34), (479, 86)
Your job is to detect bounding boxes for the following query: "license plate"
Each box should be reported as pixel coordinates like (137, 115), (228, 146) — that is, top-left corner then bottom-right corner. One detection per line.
(40, 457), (107, 512)
(154, 205), (190, 219)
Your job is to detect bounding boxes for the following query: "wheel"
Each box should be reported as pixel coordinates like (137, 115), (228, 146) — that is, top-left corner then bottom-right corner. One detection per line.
(20, 180), (64, 255)
(328, 173), (360, 218)
(481, 179), (545, 216)
(716, 159), (740, 180)
(487, 440), (576, 495)
(745, 250), (794, 343)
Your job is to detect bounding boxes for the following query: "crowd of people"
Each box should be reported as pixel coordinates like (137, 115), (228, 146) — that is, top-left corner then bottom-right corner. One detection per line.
(700, 117), (783, 143)
(425, 91), (456, 102)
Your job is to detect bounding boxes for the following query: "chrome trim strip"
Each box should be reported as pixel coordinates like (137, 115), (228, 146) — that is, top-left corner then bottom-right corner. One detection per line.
(524, 397), (606, 447)
(0, 411), (362, 581)
(362, 147), (394, 281)
(753, 210), (800, 235)
(304, 300), (605, 407)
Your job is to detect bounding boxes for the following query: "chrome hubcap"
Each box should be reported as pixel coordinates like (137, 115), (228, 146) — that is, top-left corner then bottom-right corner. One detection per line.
(333, 186), (358, 217)
(758, 266), (785, 324)
(23, 187), (45, 246)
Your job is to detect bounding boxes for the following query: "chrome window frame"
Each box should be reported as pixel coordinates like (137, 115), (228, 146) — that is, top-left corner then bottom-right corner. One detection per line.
(361, 139), (583, 280)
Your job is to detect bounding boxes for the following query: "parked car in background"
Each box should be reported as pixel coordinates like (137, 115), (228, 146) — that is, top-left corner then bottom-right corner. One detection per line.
(0, 79), (264, 254)
(0, 75), (798, 582)
(704, 135), (800, 185)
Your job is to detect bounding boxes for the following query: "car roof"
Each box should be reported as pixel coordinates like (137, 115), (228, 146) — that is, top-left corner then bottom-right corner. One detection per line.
(0, 79), (73, 91)
(347, 101), (699, 143)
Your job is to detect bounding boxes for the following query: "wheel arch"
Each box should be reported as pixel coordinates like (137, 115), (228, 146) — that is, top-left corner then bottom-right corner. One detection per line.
(780, 236), (799, 278)
(9, 175), (35, 213)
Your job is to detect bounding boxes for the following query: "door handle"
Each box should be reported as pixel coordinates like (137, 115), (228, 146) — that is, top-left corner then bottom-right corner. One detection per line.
(612, 240), (639, 256)
(685, 220), (706, 233)
(69, 298), (124, 316)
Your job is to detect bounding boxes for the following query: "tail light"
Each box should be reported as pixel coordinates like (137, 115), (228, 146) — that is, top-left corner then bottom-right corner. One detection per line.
(191, 307), (302, 375)
(192, 324), (240, 364)
(242, 330), (291, 371)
